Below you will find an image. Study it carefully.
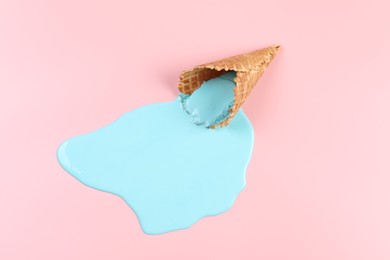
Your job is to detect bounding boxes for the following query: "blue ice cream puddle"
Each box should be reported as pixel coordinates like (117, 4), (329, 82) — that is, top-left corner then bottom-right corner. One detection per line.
(57, 72), (254, 234)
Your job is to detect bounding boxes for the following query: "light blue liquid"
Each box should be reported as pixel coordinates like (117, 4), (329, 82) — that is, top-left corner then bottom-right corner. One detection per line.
(57, 74), (254, 235)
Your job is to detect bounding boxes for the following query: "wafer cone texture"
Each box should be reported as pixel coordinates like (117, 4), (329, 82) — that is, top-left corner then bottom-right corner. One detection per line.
(178, 45), (280, 127)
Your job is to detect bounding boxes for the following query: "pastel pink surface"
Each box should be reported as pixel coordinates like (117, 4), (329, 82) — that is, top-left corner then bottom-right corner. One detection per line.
(0, 0), (389, 259)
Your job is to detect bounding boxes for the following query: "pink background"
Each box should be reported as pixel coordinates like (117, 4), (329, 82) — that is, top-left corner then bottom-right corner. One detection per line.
(1, 0), (389, 259)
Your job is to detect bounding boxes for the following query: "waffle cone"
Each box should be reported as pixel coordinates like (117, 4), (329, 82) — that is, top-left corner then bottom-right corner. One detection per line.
(178, 45), (280, 128)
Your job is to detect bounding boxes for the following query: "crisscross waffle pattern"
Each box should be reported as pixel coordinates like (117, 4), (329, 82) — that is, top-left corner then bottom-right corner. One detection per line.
(178, 45), (280, 128)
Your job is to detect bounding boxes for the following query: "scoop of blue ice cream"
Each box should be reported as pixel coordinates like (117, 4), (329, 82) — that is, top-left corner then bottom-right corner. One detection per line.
(179, 71), (236, 127)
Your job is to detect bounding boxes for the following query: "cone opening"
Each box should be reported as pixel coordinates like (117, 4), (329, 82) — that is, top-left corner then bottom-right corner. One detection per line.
(179, 70), (238, 128)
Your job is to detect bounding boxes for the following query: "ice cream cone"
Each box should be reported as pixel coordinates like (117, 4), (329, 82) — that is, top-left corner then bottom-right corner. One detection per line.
(178, 45), (280, 128)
